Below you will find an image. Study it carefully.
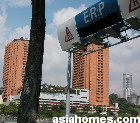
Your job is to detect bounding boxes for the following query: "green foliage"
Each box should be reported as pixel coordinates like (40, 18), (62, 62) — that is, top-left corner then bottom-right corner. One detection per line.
(59, 102), (66, 111)
(76, 112), (102, 117)
(40, 83), (65, 93)
(38, 104), (49, 115)
(118, 112), (130, 117)
(127, 108), (139, 116)
(38, 103), (66, 118)
(135, 107), (140, 113)
(5, 105), (18, 116)
(83, 104), (90, 113)
(118, 98), (137, 116)
(76, 112), (86, 117)
(109, 93), (139, 117)
(87, 113), (103, 117)
(0, 104), (7, 114)
(70, 106), (77, 114)
(0, 104), (18, 116)
(119, 98), (135, 108)
(95, 105), (102, 114)
(107, 110), (115, 116)
(109, 93), (118, 105)
(51, 103), (65, 113)
(40, 83), (76, 94)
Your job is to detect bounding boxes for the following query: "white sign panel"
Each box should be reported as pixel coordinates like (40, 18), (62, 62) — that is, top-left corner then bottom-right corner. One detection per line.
(118, 0), (140, 20)
(57, 17), (80, 51)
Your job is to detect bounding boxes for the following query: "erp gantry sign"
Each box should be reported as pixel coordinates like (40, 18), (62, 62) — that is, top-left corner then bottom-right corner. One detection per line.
(57, 0), (140, 51)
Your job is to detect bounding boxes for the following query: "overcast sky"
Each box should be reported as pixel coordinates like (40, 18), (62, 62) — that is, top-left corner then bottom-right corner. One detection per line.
(0, 0), (140, 97)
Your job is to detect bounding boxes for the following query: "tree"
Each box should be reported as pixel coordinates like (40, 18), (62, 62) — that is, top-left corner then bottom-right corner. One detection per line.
(83, 104), (90, 113)
(117, 98), (138, 116)
(109, 93), (118, 105)
(59, 102), (66, 111)
(70, 106), (77, 114)
(95, 105), (102, 114)
(107, 109), (114, 116)
(38, 104), (48, 114)
(118, 98), (127, 111)
(17, 0), (45, 122)
(52, 105), (59, 112)
(0, 104), (7, 115)
(127, 108), (138, 117)
(5, 105), (18, 116)
(0, 104), (18, 116)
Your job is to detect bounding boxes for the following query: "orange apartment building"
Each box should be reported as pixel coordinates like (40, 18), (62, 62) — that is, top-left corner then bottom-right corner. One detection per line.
(72, 44), (109, 106)
(2, 37), (29, 101)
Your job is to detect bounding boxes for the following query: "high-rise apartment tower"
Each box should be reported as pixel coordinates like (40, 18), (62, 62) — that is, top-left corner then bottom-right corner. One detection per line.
(2, 37), (29, 101)
(123, 73), (137, 104)
(123, 73), (132, 89)
(72, 44), (109, 106)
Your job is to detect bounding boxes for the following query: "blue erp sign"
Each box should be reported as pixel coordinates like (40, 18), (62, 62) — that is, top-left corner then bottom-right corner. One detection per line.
(75, 0), (124, 38)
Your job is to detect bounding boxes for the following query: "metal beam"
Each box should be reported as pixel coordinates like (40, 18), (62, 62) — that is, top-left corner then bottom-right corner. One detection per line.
(104, 27), (121, 38)
(69, 34), (140, 55)
(125, 17), (140, 30)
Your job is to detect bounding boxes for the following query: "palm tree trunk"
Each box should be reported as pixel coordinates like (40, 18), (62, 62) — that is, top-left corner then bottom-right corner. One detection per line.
(17, 0), (45, 123)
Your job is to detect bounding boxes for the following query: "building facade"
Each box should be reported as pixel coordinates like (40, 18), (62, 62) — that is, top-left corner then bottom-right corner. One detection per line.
(2, 37), (29, 101)
(9, 89), (119, 113)
(9, 89), (89, 106)
(123, 73), (137, 104)
(123, 73), (132, 89)
(72, 44), (109, 106)
(123, 73), (134, 100)
(137, 96), (140, 105)
(123, 73), (133, 100)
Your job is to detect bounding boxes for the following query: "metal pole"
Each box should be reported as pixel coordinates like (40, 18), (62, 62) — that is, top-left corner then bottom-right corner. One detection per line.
(66, 51), (72, 116)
